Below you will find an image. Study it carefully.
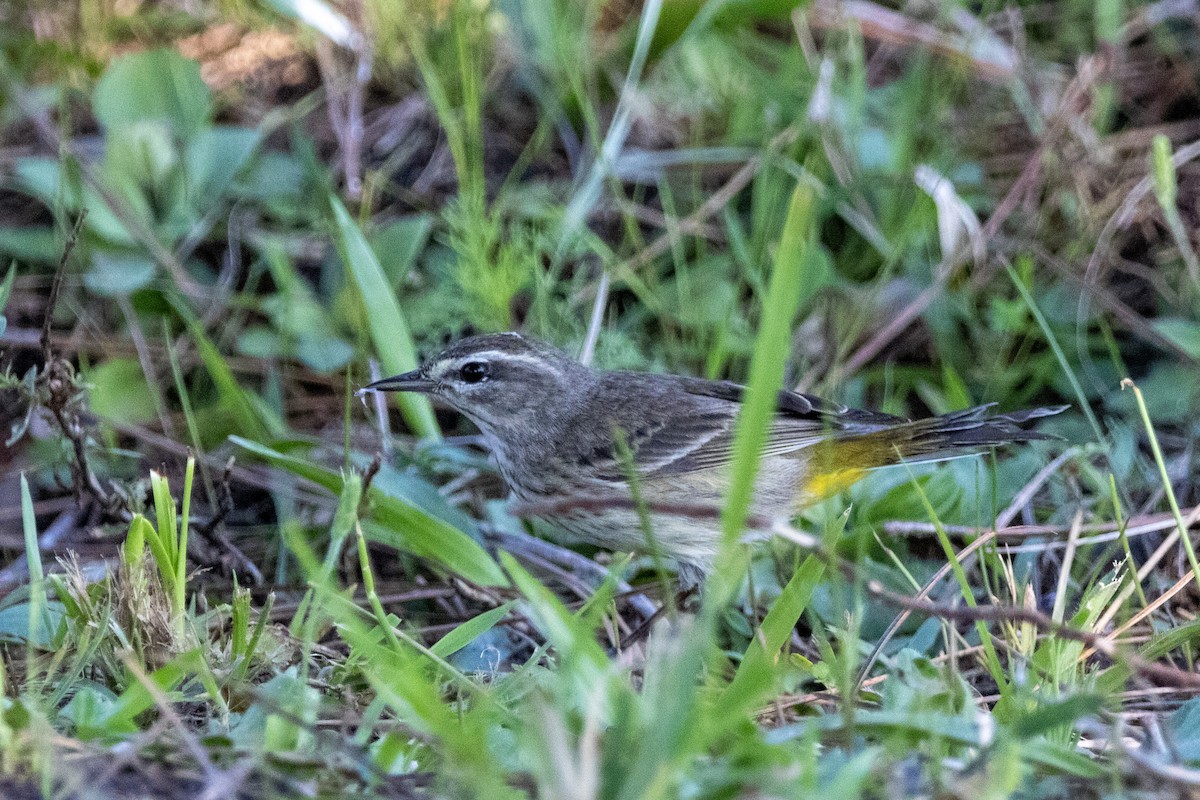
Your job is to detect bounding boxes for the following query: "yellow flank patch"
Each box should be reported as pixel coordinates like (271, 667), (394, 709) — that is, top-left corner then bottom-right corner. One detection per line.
(801, 467), (868, 503)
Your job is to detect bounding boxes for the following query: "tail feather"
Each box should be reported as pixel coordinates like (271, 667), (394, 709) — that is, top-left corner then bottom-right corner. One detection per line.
(890, 404), (1068, 459)
(799, 404), (1067, 503)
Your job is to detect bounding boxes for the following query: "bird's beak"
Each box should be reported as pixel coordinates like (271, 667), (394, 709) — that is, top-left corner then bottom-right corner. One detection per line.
(360, 370), (437, 394)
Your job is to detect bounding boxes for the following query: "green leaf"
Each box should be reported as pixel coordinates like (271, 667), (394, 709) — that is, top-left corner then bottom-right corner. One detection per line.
(0, 602), (63, 647)
(328, 195), (438, 438)
(1152, 318), (1200, 360)
(185, 126), (260, 206)
(370, 214), (434, 288)
(93, 49), (213, 139)
(1167, 697), (1200, 764)
(104, 120), (178, 190)
(11, 158), (136, 246)
(295, 331), (355, 373)
(863, 471), (961, 526)
(230, 437), (506, 586)
(1012, 693), (1105, 739)
(0, 228), (60, 265)
(83, 252), (156, 296)
(91, 649), (207, 738)
(710, 180), (818, 604)
(768, 710), (1106, 778)
(1139, 617), (1200, 660)
(87, 359), (157, 425)
(429, 601), (516, 659)
(719, 555), (825, 717)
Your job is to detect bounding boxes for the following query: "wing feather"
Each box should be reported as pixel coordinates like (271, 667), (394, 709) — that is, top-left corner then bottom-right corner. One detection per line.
(601, 379), (842, 479)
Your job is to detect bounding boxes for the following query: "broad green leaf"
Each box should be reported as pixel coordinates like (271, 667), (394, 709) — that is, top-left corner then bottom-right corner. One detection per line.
(0, 602), (64, 647)
(12, 158), (134, 245)
(230, 437), (506, 586)
(370, 215), (434, 288)
(185, 126), (260, 206)
(104, 120), (178, 190)
(87, 358), (157, 425)
(0, 228), (59, 265)
(328, 195), (438, 438)
(1167, 697), (1200, 764)
(93, 49), (212, 139)
(1152, 318), (1200, 360)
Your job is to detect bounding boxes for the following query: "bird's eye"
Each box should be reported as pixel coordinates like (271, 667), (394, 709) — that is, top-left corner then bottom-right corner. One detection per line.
(459, 361), (489, 384)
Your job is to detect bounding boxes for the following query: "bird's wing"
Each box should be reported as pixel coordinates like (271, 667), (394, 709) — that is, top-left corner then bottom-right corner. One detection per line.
(577, 375), (1064, 483)
(585, 378), (862, 480)
(638, 380), (860, 476)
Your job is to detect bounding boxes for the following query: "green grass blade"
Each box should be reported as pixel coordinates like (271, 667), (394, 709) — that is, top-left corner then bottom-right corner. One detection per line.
(176, 457), (194, 621)
(1123, 378), (1200, 597)
(498, 552), (608, 670)
(907, 468), (1008, 692)
(709, 180), (818, 607)
(429, 601), (516, 659)
(328, 195), (439, 439)
(231, 437), (505, 586)
(718, 555), (825, 718)
(1005, 263), (1104, 443)
(21, 474), (46, 685)
(169, 294), (280, 441)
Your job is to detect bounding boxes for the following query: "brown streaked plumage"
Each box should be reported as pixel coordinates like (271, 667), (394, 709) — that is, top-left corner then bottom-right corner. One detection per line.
(364, 332), (1065, 584)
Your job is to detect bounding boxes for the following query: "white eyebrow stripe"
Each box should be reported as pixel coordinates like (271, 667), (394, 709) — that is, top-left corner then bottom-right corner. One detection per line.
(429, 351), (554, 379)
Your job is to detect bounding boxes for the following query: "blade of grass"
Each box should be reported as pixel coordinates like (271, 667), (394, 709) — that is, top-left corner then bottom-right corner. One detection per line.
(176, 457), (194, 625)
(168, 294), (280, 441)
(1005, 262), (1104, 443)
(561, 0), (663, 237)
(231, 436), (505, 586)
(498, 551), (608, 672)
(352, 523), (496, 704)
(1150, 134), (1200, 292)
(0, 262), (14, 334)
(906, 466), (1008, 693)
(21, 474), (46, 687)
(429, 601), (516, 659)
(718, 554), (825, 718)
(287, 522), (513, 797)
(1122, 378), (1200, 597)
(707, 179), (818, 609)
(1109, 474), (1146, 607)
(164, 322), (217, 518)
(329, 195), (438, 439)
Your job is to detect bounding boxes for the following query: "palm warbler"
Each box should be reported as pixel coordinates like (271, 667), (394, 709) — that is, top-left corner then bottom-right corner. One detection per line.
(364, 333), (1064, 583)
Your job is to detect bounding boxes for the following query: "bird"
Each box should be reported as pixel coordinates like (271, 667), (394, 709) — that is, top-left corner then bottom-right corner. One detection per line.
(363, 332), (1065, 584)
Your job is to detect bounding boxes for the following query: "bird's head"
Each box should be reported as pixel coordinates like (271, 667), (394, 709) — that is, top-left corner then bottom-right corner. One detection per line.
(363, 333), (592, 436)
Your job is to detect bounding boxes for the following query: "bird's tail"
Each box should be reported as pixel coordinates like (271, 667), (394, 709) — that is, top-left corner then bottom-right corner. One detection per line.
(799, 404), (1067, 503)
(880, 403), (1069, 457)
